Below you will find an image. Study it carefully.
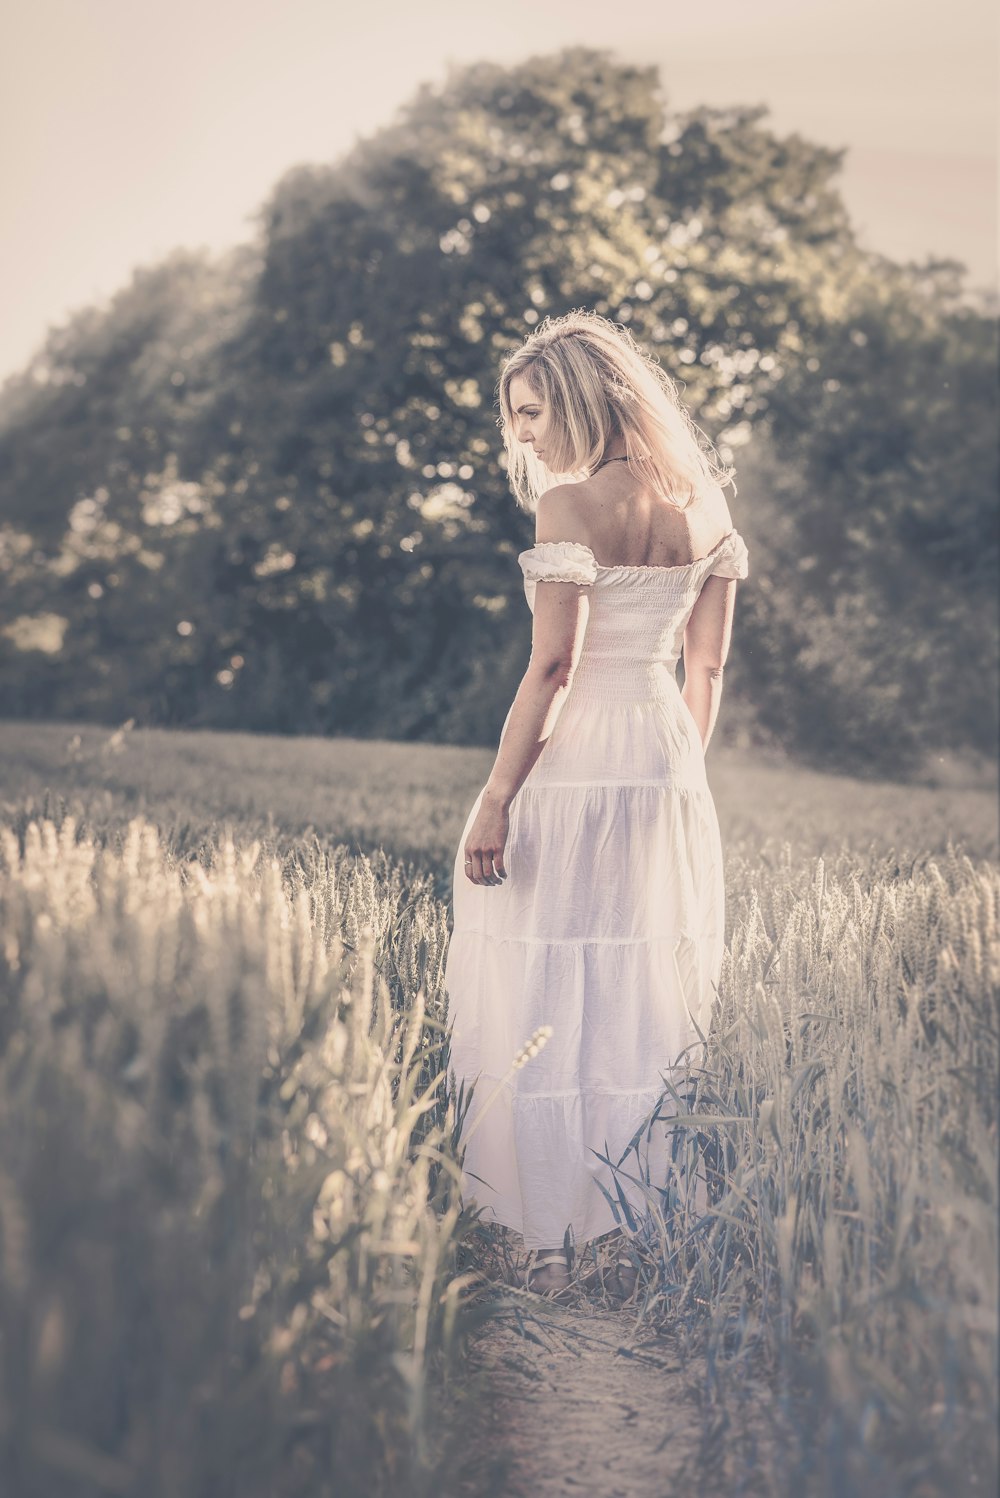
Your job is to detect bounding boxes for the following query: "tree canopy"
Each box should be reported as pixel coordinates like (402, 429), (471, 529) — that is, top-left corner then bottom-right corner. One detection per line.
(1, 46), (996, 775)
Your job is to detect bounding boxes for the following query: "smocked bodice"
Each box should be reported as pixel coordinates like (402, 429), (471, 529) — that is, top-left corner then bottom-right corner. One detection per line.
(517, 529), (749, 698)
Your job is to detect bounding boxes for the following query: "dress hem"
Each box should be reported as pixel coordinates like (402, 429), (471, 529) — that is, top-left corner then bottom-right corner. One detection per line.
(470, 1143), (713, 1250)
(457, 1080), (698, 1250)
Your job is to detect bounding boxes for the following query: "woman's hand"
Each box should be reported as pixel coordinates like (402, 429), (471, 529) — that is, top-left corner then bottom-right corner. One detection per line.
(464, 789), (509, 886)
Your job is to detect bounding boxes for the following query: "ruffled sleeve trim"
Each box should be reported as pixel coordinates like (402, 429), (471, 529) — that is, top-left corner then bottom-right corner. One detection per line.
(517, 540), (599, 587)
(707, 529), (749, 580)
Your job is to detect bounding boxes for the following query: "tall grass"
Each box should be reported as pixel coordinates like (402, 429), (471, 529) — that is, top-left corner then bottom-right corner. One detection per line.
(1, 722), (996, 1497)
(0, 810), (473, 1498)
(610, 845), (998, 1497)
(0, 720), (994, 901)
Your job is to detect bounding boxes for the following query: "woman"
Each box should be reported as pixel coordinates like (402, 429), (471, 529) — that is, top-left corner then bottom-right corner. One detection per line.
(443, 309), (749, 1296)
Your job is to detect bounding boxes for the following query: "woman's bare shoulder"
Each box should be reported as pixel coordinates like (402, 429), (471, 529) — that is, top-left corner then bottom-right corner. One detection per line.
(690, 484), (735, 546)
(533, 483), (593, 544)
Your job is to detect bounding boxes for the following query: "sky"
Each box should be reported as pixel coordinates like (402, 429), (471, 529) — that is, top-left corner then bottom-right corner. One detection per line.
(0, 0), (996, 385)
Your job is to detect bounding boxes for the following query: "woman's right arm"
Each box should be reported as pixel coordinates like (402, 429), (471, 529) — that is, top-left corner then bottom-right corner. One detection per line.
(681, 575), (739, 751)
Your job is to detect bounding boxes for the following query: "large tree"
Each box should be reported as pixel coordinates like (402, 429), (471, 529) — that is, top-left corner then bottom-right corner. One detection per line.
(1, 46), (995, 773)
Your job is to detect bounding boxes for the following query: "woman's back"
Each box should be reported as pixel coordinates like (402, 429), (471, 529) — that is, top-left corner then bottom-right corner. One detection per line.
(567, 467), (734, 570)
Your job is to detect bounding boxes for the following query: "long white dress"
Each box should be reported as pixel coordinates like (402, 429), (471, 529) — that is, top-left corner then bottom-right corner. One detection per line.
(444, 528), (749, 1249)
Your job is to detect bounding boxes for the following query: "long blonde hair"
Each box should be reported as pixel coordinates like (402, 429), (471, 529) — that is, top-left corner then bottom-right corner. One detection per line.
(496, 308), (736, 513)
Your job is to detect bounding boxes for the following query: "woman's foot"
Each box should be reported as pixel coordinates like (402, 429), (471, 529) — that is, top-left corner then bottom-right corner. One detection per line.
(518, 1249), (573, 1298)
(604, 1255), (639, 1300)
(579, 1234), (641, 1301)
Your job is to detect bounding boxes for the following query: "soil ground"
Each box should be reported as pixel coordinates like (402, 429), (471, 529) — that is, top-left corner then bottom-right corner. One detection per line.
(441, 1292), (779, 1498)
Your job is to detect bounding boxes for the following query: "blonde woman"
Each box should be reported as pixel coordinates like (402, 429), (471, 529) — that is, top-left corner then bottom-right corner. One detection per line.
(443, 309), (749, 1296)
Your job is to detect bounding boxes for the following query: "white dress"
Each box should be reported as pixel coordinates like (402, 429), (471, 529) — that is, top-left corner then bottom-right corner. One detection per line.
(444, 528), (749, 1249)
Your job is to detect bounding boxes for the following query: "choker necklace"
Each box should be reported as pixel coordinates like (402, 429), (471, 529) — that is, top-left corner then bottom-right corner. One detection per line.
(592, 455), (630, 474)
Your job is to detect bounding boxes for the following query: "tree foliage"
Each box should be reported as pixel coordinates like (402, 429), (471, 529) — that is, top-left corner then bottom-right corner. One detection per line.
(1, 46), (995, 774)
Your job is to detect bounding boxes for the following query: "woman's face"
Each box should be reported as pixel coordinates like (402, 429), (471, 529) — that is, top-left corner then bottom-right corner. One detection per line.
(508, 374), (552, 463)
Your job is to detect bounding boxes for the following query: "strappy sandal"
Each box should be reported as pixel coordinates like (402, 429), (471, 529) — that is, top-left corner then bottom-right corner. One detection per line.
(605, 1255), (639, 1300)
(581, 1252), (640, 1300)
(517, 1251), (573, 1298)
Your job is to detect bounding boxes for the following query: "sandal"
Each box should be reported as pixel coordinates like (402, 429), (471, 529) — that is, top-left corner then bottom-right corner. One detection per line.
(517, 1251), (573, 1298)
(606, 1255), (639, 1300)
(581, 1252), (640, 1300)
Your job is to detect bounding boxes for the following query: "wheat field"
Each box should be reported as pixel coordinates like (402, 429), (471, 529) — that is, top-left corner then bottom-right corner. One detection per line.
(0, 718), (995, 1497)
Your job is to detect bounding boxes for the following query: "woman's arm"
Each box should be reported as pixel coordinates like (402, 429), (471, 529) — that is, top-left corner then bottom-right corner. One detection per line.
(465, 488), (594, 885)
(484, 485), (595, 805)
(463, 590), (590, 886)
(462, 589), (588, 886)
(681, 574), (738, 751)
(483, 658), (573, 807)
(484, 586), (591, 806)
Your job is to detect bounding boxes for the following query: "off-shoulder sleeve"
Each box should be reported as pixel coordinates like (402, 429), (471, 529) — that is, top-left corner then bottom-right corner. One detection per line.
(517, 540), (599, 586)
(708, 529), (749, 580)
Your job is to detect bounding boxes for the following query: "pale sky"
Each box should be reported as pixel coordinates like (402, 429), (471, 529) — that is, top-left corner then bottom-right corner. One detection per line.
(0, 0), (996, 386)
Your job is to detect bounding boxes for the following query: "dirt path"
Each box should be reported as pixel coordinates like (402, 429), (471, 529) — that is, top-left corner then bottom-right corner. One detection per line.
(445, 1300), (734, 1498)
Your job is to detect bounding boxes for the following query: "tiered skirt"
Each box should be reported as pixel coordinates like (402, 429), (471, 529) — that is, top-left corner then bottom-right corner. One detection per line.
(444, 661), (725, 1248)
